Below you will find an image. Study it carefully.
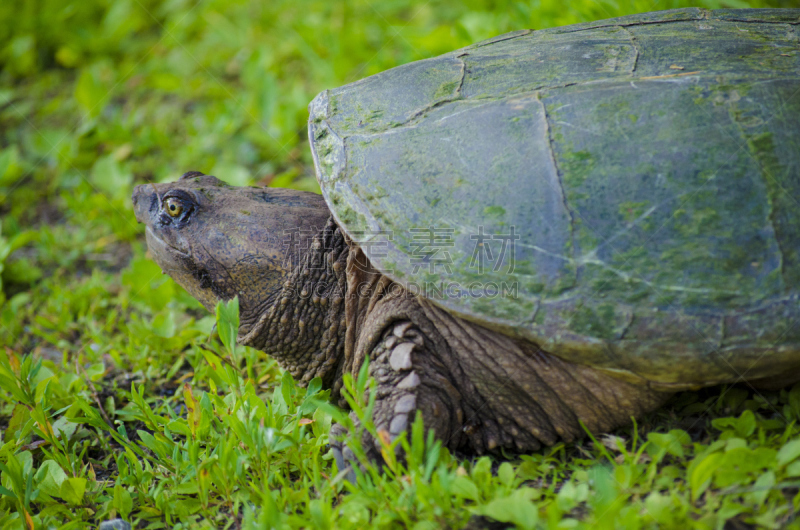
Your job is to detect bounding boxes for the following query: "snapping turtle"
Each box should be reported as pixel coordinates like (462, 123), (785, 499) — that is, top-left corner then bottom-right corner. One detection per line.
(133, 8), (800, 463)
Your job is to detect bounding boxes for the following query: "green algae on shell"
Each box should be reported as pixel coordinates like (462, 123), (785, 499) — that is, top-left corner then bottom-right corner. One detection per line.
(308, 8), (800, 389)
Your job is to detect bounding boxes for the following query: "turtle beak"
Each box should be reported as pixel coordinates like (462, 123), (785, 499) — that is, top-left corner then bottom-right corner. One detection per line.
(132, 184), (156, 225)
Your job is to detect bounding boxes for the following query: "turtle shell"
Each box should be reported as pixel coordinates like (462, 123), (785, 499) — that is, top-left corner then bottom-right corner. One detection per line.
(308, 8), (800, 389)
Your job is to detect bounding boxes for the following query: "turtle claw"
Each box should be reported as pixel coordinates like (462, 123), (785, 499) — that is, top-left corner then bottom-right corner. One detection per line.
(329, 416), (381, 482)
(329, 422), (357, 483)
(331, 441), (357, 484)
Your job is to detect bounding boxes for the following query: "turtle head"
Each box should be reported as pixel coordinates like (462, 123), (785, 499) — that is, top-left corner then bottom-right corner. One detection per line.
(132, 171), (329, 330)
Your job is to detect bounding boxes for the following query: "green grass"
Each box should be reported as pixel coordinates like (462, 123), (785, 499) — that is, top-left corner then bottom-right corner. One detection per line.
(2, 0), (800, 527)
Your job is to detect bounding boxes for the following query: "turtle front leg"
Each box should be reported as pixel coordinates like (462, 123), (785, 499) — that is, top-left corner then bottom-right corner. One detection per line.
(370, 320), (465, 447)
(331, 319), (465, 476)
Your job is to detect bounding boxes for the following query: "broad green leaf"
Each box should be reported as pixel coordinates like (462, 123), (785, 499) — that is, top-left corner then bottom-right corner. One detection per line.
(5, 404), (31, 442)
(59, 477), (87, 505)
(473, 488), (539, 530)
(557, 480), (589, 512)
(647, 430), (690, 460)
(778, 439), (800, 467)
(112, 484), (132, 519)
(34, 461), (66, 498)
(712, 410), (756, 438)
(216, 296), (240, 357)
(306, 377), (322, 398)
(152, 310), (176, 338)
(690, 452), (724, 500)
(450, 476), (479, 501)
(498, 462), (515, 486)
(749, 471), (775, 506)
(173, 482), (200, 495)
(785, 460), (800, 477)
(644, 492), (673, 524)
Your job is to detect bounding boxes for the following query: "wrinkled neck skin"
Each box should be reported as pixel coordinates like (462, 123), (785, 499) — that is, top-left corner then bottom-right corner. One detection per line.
(238, 217), (350, 388)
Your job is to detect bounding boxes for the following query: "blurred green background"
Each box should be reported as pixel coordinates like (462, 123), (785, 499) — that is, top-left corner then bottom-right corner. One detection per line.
(2, 1), (800, 527)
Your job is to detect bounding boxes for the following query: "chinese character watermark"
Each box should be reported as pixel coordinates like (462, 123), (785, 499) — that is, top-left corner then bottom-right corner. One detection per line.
(347, 230), (394, 274)
(409, 226), (455, 274)
(281, 225), (520, 300)
(469, 225), (519, 273)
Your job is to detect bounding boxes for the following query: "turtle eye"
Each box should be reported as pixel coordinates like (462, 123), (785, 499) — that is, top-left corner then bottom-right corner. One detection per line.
(165, 197), (184, 217)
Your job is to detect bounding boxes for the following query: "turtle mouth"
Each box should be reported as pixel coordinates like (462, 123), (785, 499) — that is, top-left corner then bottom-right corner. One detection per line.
(145, 226), (191, 259)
